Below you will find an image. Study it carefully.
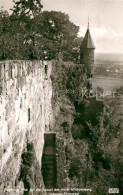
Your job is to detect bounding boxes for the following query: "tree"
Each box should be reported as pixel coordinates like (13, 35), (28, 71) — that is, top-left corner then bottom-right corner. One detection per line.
(0, 8), (32, 60)
(0, 5), (82, 61)
(67, 94), (122, 194)
(9, 0), (43, 59)
(85, 98), (122, 194)
(0, 9), (18, 60)
(33, 11), (81, 62)
(11, 0), (43, 19)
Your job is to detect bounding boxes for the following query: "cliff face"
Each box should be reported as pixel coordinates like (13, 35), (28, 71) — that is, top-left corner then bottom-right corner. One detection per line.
(0, 60), (53, 194)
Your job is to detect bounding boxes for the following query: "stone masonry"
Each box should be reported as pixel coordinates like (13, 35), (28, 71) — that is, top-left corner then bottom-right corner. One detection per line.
(0, 60), (53, 194)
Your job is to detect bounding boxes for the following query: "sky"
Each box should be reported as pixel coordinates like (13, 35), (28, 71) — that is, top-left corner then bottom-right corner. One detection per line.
(0, 0), (123, 53)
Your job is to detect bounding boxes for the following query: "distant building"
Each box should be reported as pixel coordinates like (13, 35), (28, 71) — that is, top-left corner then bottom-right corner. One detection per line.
(80, 20), (95, 77)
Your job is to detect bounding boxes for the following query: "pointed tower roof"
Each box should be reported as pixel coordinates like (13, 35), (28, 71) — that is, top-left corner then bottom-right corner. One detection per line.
(81, 22), (95, 49)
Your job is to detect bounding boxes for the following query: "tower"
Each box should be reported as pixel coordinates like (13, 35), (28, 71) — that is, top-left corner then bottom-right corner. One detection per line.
(80, 19), (95, 77)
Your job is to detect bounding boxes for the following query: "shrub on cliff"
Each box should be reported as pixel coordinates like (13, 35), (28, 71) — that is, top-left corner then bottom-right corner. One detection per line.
(18, 142), (43, 194)
(51, 60), (87, 104)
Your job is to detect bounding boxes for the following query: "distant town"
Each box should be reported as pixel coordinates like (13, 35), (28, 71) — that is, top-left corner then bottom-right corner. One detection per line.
(94, 62), (123, 78)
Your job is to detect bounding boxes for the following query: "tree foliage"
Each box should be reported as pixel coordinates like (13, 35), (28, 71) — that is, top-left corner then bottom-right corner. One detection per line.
(70, 97), (122, 194)
(51, 60), (87, 104)
(33, 11), (80, 61)
(0, 2), (81, 62)
(11, 0), (43, 18)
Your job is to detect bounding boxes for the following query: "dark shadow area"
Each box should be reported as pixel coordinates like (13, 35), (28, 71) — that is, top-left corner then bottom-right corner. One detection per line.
(18, 142), (43, 195)
(41, 133), (57, 189)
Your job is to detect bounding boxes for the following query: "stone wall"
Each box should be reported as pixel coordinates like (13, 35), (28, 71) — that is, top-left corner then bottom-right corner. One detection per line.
(0, 60), (53, 194)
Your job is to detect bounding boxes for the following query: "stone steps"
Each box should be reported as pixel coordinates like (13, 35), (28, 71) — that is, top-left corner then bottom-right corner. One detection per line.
(42, 154), (56, 189)
(42, 134), (57, 189)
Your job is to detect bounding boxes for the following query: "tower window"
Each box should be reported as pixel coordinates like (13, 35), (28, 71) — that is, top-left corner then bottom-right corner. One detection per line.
(45, 65), (48, 75)
(4, 64), (5, 78)
(28, 108), (30, 122)
(10, 65), (13, 78)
